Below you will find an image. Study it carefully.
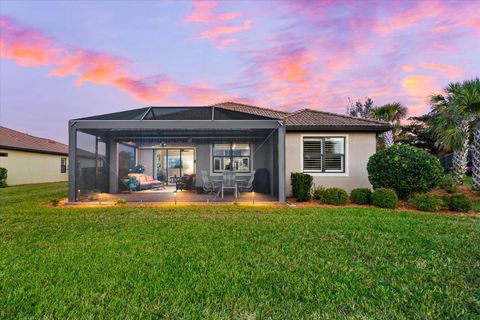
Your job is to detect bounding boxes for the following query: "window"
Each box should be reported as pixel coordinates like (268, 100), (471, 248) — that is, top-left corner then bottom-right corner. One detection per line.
(303, 137), (345, 173)
(61, 157), (67, 173)
(213, 143), (250, 173)
(0, 152), (8, 157)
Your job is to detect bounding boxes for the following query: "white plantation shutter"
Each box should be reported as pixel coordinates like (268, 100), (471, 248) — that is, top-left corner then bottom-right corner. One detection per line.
(303, 137), (345, 173)
(303, 138), (322, 171)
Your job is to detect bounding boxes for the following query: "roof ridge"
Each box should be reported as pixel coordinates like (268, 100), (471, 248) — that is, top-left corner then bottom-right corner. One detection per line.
(300, 108), (390, 125)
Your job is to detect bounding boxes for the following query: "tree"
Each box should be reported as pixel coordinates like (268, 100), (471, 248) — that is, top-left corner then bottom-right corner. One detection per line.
(397, 114), (442, 156)
(452, 78), (480, 189)
(428, 79), (480, 188)
(371, 102), (408, 147)
(346, 97), (374, 119)
(428, 90), (470, 186)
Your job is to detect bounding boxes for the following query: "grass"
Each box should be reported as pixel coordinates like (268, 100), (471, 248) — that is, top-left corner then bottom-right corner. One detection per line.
(1, 183), (479, 319)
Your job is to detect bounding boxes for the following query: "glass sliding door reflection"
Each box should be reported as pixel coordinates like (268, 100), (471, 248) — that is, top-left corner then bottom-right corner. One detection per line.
(167, 150), (181, 183)
(155, 150), (168, 184)
(154, 148), (195, 185)
(181, 149), (194, 175)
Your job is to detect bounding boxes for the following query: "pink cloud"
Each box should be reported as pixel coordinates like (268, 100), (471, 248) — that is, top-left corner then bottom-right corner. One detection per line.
(184, 0), (242, 24)
(0, 15), (58, 66)
(420, 63), (465, 78)
(184, 0), (252, 48)
(0, 14), (233, 103)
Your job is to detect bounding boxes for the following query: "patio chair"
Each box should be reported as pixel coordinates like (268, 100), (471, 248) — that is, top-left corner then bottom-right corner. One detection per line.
(222, 171), (238, 198)
(201, 170), (218, 195)
(238, 170), (256, 193)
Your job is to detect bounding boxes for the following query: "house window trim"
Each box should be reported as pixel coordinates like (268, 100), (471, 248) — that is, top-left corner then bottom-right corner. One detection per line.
(210, 143), (253, 176)
(300, 134), (349, 177)
(60, 157), (67, 173)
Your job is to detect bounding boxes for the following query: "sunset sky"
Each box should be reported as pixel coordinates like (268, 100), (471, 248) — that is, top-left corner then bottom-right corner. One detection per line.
(1, 0), (479, 142)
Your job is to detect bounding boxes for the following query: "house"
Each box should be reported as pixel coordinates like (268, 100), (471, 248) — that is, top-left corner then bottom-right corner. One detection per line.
(67, 102), (390, 202)
(0, 126), (68, 185)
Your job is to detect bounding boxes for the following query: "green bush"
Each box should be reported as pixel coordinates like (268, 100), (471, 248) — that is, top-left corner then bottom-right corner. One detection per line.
(447, 194), (472, 212)
(367, 145), (443, 199)
(323, 187), (348, 206)
(312, 185), (326, 202)
(411, 194), (444, 212)
(115, 198), (127, 205)
(291, 173), (313, 202)
(440, 174), (458, 193)
(372, 188), (398, 209)
(0, 167), (7, 188)
(50, 199), (59, 207)
(350, 188), (372, 205)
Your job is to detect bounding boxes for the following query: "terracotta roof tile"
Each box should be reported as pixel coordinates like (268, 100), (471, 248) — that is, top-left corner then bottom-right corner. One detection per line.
(0, 126), (68, 155)
(213, 102), (289, 120)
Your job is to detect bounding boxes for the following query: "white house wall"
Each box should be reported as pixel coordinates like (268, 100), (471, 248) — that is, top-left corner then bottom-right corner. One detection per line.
(285, 132), (376, 195)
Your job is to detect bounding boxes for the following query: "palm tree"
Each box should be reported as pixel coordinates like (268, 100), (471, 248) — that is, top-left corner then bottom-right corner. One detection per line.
(371, 102), (408, 147)
(452, 78), (480, 189)
(429, 90), (470, 186)
(429, 79), (480, 188)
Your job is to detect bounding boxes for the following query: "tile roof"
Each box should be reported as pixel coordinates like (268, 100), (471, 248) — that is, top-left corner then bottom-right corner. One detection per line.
(284, 108), (391, 131)
(75, 102), (390, 132)
(0, 126), (68, 155)
(213, 102), (290, 120)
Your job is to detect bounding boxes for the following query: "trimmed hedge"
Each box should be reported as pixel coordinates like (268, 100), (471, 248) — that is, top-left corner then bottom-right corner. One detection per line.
(323, 187), (348, 206)
(291, 173), (313, 202)
(367, 145), (443, 199)
(440, 174), (458, 193)
(372, 188), (398, 209)
(447, 194), (472, 212)
(350, 188), (372, 205)
(313, 185), (326, 202)
(0, 167), (7, 188)
(410, 194), (444, 212)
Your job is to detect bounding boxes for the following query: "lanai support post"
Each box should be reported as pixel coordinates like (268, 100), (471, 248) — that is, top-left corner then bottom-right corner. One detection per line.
(277, 122), (286, 202)
(68, 121), (77, 202)
(108, 138), (119, 194)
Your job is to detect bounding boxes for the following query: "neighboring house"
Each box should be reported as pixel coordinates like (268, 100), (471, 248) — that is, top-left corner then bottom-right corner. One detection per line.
(68, 102), (390, 202)
(0, 126), (68, 185)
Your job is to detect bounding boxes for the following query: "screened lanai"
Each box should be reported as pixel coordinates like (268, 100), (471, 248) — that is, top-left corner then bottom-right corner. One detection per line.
(68, 106), (286, 203)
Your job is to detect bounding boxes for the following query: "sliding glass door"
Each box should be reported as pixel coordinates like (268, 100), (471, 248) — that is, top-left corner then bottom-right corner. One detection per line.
(154, 148), (195, 185)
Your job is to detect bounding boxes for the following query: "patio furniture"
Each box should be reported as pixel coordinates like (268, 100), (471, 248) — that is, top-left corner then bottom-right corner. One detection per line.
(201, 170), (218, 195)
(252, 168), (270, 194)
(128, 173), (165, 190)
(221, 171), (238, 198)
(175, 174), (196, 191)
(238, 170), (256, 193)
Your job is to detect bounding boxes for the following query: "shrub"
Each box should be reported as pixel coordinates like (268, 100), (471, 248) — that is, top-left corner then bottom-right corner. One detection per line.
(447, 194), (472, 212)
(115, 198), (127, 205)
(440, 174), (458, 193)
(372, 188), (398, 209)
(312, 185), (326, 202)
(323, 187), (348, 206)
(50, 199), (59, 207)
(0, 167), (7, 188)
(411, 194), (444, 212)
(350, 188), (372, 205)
(291, 173), (313, 202)
(367, 145), (443, 199)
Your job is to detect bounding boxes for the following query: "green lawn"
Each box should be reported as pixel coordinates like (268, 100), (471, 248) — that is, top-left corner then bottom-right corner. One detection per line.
(1, 183), (479, 319)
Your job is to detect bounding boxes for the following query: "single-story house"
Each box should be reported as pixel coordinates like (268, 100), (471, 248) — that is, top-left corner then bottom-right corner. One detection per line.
(68, 102), (390, 202)
(0, 126), (68, 185)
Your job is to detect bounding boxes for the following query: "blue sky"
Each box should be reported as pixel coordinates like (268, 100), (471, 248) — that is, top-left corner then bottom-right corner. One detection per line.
(1, 0), (479, 142)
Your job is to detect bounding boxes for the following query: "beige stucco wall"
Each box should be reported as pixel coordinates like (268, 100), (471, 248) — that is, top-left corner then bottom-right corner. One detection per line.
(285, 132), (377, 195)
(0, 149), (68, 185)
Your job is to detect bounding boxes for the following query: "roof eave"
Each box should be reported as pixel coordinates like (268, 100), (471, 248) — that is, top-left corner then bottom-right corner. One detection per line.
(0, 145), (68, 156)
(285, 125), (392, 132)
